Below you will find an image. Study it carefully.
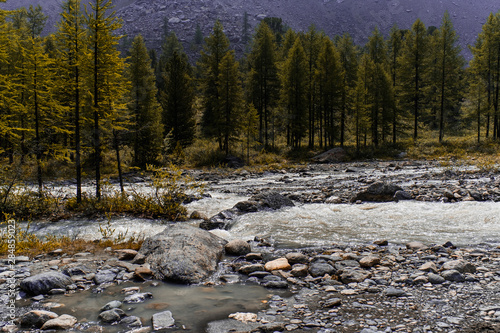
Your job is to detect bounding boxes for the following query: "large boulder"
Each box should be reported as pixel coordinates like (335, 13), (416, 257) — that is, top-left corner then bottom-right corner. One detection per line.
(20, 272), (73, 296)
(311, 147), (348, 163)
(201, 192), (294, 230)
(350, 182), (404, 203)
(138, 224), (227, 284)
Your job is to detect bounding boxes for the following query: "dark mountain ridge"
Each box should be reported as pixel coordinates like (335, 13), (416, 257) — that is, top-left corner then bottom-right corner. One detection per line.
(1, 0), (499, 60)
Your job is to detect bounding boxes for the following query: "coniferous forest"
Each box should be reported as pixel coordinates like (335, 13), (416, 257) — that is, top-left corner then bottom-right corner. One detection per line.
(1, 0), (500, 201)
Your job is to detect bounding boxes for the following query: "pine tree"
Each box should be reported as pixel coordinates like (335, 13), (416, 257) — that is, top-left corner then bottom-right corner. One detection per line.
(55, 0), (87, 203)
(248, 22), (278, 148)
(157, 32), (185, 96)
(198, 20), (230, 149)
(354, 54), (373, 151)
(86, 0), (127, 199)
(218, 51), (243, 155)
(127, 34), (163, 169)
(161, 50), (196, 148)
(315, 36), (342, 148)
(281, 37), (307, 149)
(399, 19), (429, 140)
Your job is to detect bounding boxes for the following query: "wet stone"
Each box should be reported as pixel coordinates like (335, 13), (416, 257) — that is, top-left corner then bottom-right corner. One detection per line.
(100, 300), (122, 312)
(428, 273), (446, 284)
(99, 309), (126, 323)
(441, 269), (465, 282)
(123, 292), (153, 304)
(309, 262), (335, 277)
(152, 310), (175, 330)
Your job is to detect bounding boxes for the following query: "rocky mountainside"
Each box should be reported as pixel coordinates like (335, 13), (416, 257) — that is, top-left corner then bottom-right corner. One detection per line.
(1, 0), (499, 60)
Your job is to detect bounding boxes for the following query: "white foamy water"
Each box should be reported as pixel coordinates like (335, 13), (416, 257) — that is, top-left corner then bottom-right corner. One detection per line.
(228, 201), (500, 248)
(26, 201), (500, 248)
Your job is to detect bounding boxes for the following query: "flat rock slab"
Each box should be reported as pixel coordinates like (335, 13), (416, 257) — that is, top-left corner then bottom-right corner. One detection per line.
(20, 272), (73, 296)
(152, 310), (175, 330)
(138, 224), (227, 284)
(40, 314), (77, 330)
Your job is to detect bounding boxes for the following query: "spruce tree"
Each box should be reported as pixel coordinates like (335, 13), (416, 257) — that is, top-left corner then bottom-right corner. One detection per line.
(161, 50), (196, 148)
(218, 51), (243, 155)
(127, 34), (163, 168)
(248, 22), (278, 148)
(198, 20), (230, 150)
(281, 37), (307, 149)
(86, 0), (127, 199)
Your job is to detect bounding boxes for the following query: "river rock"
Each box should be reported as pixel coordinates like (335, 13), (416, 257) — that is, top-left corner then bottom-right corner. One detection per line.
(394, 190), (413, 201)
(138, 224), (227, 284)
(134, 266), (153, 281)
(428, 273), (446, 284)
(100, 300), (122, 312)
(94, 269), (118, 285)
(123, 292), (153, 304)
(419, 262), (438, 273)
(152, 311), (175, 330)
(249, 191), (294, 210)
(40, 314), (77, 330)
(200, 209), (238, 230)
(225, 240), (251, 256)
(20, 272), (73, 295)
(20, 310), (59, 328)
(239, 264), (265, 275)
(265, 258), (291, 271)
(291, 264), (309, 277)
(406, 241), (427, 250)
(350, 182), (404, 202)
(441, 269), (465, 282)
(229, 312), (258, 323)
(323, 298), (342, 308)
(99, 309), (126, 323)
(441, 259), (476, 273)
(340, 268), (370, 284)
(359, 255), (380, 268)
(309, 262), (336, 277)
(61, 265), (94, 277)
(120, 316), (142, 328)
(285, 252), (309, 264)
(115, 249), (138, 261)
(384, 287), (407, 297)
(311, 147), (348, 163)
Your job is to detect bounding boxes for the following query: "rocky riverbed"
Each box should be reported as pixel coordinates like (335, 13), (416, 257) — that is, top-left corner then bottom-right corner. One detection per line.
(1, 237), (499, 333)
(2, 159), (500, 332)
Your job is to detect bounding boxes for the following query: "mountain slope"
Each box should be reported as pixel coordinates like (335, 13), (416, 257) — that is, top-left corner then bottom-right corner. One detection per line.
(1, 0), (499, 60)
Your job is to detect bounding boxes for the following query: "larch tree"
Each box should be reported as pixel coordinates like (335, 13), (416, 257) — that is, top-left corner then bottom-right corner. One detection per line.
(55, 0), (87, 203)
(335, 33), (358, 146)
(248, 22), (279, 148)
(434, 12), (465, 142)
(161, 49), (196, 148)
(315, 36), (342, 148)
(127, 34), (163, 169)
(399, 19), (429, 141)
(23, 5), (53, 194)
(281, 37), (307, 149)
(302, 25), (322, 148)
(198, 20), (230, 150)
(388, 25), (404, 143)
(85, 0), (127, 199)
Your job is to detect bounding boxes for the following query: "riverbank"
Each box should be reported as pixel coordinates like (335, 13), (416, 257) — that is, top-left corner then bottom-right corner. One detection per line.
(1, 238), (499, 333)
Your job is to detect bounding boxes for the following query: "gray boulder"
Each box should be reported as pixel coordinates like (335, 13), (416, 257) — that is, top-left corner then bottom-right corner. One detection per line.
(225, 239), (251, 256)
(351, 182), (404, 202)
(441, 259), (476, 273)
(309, 262), (336, 277)
(20, 272), (73, 296)
(311, 147), (348, 163)
(138, 224), (227, 284)
(94, 269), (118, 285)
(98, 309), (126, 323)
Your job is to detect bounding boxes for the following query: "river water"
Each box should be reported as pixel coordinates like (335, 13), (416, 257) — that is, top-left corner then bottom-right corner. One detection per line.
(17, 163), (500, 332)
